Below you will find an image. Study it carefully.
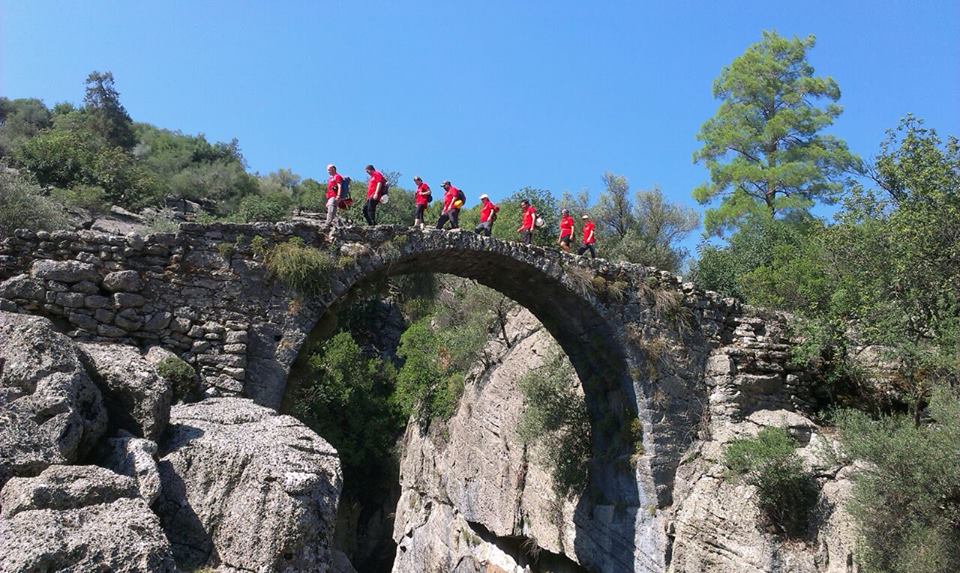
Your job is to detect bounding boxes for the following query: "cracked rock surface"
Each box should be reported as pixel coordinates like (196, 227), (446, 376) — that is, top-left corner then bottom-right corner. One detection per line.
(155, 397), (343, 572)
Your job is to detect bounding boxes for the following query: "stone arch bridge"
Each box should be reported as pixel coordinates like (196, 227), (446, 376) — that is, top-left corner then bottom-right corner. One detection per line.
(0, 222), (810, 572)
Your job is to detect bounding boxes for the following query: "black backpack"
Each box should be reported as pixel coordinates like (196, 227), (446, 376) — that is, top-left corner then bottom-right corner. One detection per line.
(337, 177), (353, 209)
(456, 189), (466, 204)
(380, 179), (390, 196)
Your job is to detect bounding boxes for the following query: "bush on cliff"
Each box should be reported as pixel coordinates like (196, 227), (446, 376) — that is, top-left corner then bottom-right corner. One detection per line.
(724, 427), (819, 538)
(518, 347), (591, 498)
(835, 388), (960, 573)
(263, 237), (334, 295)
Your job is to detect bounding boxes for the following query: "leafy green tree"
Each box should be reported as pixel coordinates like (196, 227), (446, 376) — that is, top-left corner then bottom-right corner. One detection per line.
(693, 31), (859, 235)
(691, 213), (825, 305)
(289, 332), (403, 495)
(595, 172), (634, 239)
(605, 187), (700, 271)
(818, 118), (960, 420)
(15, 129), (97, 188)
(83, 71), (137, 150)
(0, 98), (51, 159)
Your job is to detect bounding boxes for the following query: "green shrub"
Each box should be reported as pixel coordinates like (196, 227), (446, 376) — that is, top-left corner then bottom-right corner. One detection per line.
(0, 171), (70, 235)
(156, 355), (196, 403)
(216, 242), (234, 260)
(724, 427), (819, 538)
(51, 184), (110, 215)
(237, 191), (292, 222)
(835, 388), (960, 573)
(263, 237), (334, 295)
(394, 319), (465, 422)
(518, 347), (591, 498)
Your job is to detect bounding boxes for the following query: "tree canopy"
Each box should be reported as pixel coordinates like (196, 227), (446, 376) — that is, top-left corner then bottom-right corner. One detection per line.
(693, 31), (859, 236)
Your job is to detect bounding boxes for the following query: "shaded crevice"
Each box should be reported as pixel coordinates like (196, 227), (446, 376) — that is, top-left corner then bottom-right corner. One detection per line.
(464, 519), (593, 573)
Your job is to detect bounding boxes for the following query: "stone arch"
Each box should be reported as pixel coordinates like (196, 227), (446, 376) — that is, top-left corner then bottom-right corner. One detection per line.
(262, 226), (681, 572)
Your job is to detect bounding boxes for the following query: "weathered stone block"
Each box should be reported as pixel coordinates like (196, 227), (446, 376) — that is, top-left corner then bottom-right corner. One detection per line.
(73, 280), (99, 294)
(29, 259), (99, 283)
(113, 292), (146, 308)
(97, 324), (127, 338)
(102, 270), (143, 293)
(0, 275), (44, 301)
(54, 292), (85, 308)
(83, 294), (110, 309)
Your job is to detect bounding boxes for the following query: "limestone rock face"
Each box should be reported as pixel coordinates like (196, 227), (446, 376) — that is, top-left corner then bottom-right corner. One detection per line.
(394, 309), (596, 572)
(155, 397), (343, 572)
(0, 465), (176, 573)
(392, 497), (530, 573)
(0, 312), (107, 488)
(78, 342), (173, 441)
(393, 308), (858, 573)
(666, 410), (859, 573)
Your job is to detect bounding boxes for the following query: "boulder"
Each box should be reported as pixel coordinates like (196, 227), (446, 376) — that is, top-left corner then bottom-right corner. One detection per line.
(97, 431), (162, 506)
(29, 259), (99, 283)
(0, 465), (176, 573)
(78, 342), (172, 441)
(0, 312), (107, 488)
(0, 274), (45, 301)
(155, 398), (342, 572)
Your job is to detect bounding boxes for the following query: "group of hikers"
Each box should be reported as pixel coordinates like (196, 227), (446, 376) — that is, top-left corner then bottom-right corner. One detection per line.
(323, 164), (598, 258)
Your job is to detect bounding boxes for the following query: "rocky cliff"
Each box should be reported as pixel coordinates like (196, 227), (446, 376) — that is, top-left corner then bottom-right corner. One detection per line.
(0, 311), (348, 573)
(391, 308), (860, 573)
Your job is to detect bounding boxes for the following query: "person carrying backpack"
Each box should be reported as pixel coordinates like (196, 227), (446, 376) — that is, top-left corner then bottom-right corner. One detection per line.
(413, 176), (431, 228)
(436, 180), (462, 230)
(558, 208), (574, 252)
(325, 164), (344, 225)
(577, 214), (597, 259)
(363, 164), (386, 225)
(517, 199), (536, 245)
(474, 194), (499, 237)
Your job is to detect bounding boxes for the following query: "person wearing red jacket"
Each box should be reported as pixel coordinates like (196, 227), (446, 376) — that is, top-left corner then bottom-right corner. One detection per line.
(325, 164), (343, 226)
(474, 194), (499, 236)
(435, 180), (461, 230)
(558, 209), (575, 252)
(413, 176), (431, 228)
(577, 214), (597, 259)
(363, 164), (385, 225)
(516, 199), (536, 245)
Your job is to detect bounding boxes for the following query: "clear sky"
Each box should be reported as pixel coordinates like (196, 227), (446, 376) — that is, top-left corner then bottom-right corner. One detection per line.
(2, 1), (958, 251)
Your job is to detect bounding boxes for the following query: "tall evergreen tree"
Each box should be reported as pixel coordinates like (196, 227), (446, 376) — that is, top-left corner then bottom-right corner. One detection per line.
(83, 71), (137, 150)
(693, 31), (859, 235)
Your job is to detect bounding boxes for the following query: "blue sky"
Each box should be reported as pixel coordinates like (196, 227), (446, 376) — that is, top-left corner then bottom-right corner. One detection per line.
(2, 0), (958, 251)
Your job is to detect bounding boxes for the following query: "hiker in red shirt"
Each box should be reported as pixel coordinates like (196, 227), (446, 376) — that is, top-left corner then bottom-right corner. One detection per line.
(325, 164), (344, 226)
(436, 180), (462, 230)
(474, 194), (499, 237)
(558, 209), (575, 252)
(413, 176), (431, 229)
(363, 164), (385, 225)
(577, 214), (597, 259)
(516, 199), (536, 245)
